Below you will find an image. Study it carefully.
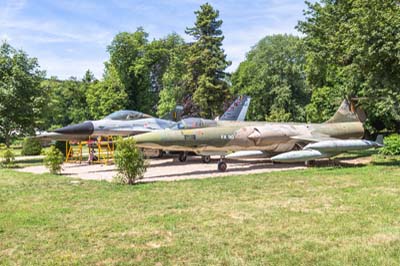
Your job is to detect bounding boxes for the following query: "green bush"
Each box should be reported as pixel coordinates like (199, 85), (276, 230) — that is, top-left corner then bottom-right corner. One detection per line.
(1, 148), (15, 168)
(379, 134), (400, 156)
(55, 141), (67, 156)
(114, 138), (147, 185)
(21, 138), (42, 156)
(43, 146), (64, 174)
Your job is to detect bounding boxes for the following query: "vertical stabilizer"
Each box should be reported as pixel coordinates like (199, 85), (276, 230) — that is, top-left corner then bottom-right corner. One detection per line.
(219, 96), (251, 121)
(326, 99), (365, 123)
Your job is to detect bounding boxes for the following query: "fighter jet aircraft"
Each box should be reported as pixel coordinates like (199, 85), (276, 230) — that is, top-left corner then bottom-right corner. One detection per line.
(36, 96), (251, 142)
(132, 100), (383, 171)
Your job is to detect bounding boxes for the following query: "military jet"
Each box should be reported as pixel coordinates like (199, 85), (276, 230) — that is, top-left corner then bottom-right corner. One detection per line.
(132, 100), (383, 171)
(36, 96), (251, 142)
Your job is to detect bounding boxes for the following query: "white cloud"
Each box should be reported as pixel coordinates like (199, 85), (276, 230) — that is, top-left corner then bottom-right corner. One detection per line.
(39, 56), (107, 80)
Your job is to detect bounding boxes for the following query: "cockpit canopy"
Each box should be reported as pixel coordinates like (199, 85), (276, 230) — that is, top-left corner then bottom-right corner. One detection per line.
(103, 110), (152, 121)
(172, 118), (217, 130)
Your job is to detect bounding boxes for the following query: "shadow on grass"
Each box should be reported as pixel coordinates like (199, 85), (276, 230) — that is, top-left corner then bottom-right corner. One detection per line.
(371, 159), (400, 166)
(335, 150), (376, 160)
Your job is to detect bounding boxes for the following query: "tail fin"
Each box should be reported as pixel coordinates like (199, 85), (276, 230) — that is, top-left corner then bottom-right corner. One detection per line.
(161, 106), (184, 121)
(326, 99), (366, 123)
(219, 96), (251, 121)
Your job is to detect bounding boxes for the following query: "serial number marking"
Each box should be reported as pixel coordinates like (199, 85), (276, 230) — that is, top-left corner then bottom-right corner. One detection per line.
(184, 135), (196, 141)
(220, 134), (234, 140)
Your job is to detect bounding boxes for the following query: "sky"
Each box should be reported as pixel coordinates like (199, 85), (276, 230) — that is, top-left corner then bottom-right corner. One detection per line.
(0, 0), (309, 80)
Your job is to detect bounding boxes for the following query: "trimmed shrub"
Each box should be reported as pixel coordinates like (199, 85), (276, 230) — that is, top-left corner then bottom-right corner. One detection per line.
(21, 138), (42, 156)
(44, 146), (64, 174)
(114, 138), (147, 184)
(1, 149), (15, 168)
(379, 134), (400, 156)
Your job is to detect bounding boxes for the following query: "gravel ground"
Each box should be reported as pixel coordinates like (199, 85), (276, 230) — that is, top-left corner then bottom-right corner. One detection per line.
(17, 156), (307, 182)
(16, 155), (372, 183)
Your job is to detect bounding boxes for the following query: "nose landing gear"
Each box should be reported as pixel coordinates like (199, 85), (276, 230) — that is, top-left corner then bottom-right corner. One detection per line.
(217, 156), (227, 172)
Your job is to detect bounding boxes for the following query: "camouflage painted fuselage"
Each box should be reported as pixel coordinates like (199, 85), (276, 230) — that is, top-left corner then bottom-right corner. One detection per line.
(133, 120), (364, 155)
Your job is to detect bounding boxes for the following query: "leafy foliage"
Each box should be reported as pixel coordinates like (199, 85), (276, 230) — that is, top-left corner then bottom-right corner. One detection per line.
(0, 42), (46, 146)
(0, 148), (15, 168)
(232, 35), (309, 121)
(43, 146), (64, 174)
(298, 0), (400, 131)
(157, 35), (188, 117)
(21, 138), (42, 156)
(39, 72), (94, 130)
(183, 3), (231, 118)
(380, 134), (400, 156)
(86, 65), (128, 119)
(114, 137), (147, 185)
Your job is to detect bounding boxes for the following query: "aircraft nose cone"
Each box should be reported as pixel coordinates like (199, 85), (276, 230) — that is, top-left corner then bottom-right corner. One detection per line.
(54, 121), (94, 135)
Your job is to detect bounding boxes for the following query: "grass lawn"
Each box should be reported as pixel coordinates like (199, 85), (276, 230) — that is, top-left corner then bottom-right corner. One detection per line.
(1, 163), (400, 265)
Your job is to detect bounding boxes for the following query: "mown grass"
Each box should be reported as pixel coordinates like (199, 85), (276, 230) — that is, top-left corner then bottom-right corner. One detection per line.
(1, 164), (400, 265)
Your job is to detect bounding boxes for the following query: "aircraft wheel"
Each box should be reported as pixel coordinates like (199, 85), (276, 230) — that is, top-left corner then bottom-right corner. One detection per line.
(305, 160), (316, 167)
(178, 152), (187, 162)
(217, 161), (227, 172)
(157, 150), (164, 158)
(202, 155), (211, 163)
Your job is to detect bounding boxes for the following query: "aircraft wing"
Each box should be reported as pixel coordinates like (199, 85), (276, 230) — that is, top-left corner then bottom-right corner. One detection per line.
(290, 134), (339, 143)
(107, 127), (154, 136)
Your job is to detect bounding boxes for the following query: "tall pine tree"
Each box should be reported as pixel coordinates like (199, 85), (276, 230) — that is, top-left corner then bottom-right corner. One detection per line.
(184, 3), (231, 118)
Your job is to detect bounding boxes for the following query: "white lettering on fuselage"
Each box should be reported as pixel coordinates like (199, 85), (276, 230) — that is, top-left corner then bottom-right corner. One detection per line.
(221, 134), (234, 140)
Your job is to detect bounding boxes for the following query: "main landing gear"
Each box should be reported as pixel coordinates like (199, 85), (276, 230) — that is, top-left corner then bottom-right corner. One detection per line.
(201, 155), (211, 163)
(178, 152), (187, 162)
(217, 156), (227, 172)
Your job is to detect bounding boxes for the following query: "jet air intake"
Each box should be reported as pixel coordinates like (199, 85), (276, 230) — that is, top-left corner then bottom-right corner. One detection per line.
(247, 127), (291, 145)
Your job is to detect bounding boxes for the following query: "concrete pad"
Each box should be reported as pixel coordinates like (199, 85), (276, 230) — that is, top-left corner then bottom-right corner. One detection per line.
(17, 157), (307, 183)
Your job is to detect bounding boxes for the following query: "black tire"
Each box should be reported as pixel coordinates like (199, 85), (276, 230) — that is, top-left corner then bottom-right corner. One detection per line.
(305, 160), (316, 167)
(202, 155), (211, 163)
(178, 152), (187, 162)
(217, 161), (227, 172)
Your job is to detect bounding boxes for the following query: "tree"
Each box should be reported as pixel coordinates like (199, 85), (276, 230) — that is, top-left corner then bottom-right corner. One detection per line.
(86, 64), (128, 119)
(0, 42), (45, 146)
(157, 34), (188, 117)
(298, 0), (400, 131)
(231, 35), (309, 122)
(184, 3), (231, 118)
(107, 28), (153, 113)
(39, 74), (93, 130)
